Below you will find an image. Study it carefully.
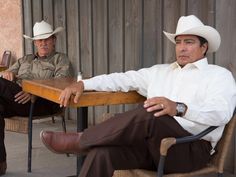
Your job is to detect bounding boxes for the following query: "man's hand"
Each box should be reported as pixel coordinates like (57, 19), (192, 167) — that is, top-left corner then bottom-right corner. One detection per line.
(14, 91), (31, 104)
(1, 71), (16, 81)
(59, 81), (84, 107)
(143, 97), (177, 117)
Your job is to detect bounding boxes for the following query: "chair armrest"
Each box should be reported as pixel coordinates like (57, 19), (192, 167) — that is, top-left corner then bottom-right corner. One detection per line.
(175, 126), (218, 144)
(160, 126), (218, 156)
(157, 126), (218, 177)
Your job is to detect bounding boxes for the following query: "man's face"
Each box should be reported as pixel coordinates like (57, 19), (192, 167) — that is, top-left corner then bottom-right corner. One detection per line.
(175, 35), (207, 67)
(34, 36), (56, 57)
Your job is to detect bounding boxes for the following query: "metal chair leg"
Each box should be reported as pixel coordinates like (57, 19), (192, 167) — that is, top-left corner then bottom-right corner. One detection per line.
(27, 101), (34, 172)
(62, 115), (67, 133)
(157, 155), (166, 177)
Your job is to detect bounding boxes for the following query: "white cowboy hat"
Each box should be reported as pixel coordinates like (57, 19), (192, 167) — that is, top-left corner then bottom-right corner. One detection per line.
(163, 15), (221, 53)
(23, 20), (64, 40)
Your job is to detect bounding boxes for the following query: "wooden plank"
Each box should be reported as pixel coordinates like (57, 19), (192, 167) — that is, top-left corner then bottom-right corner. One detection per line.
(92, 0), (109, 123)
(108, 0), (124, 114)
(215, 0), (236, 76)
(124, 0), (142, 70)
(143, 0), (160, 67)
(187, 0), (215, 63)
(79, 0), (94, 124)
(22, 0), (33, 55)
(66, 0), (81, 122)
(42, 0), (54, 25)
(162, 0), (180, 64)
(32, 0), (42, 23)
(54, 0), (67, 54)
(66, 0), (80, 76)
(80, 0), (93, 79)
(215, 0), (236, 173)
(124, 0), (142, 111)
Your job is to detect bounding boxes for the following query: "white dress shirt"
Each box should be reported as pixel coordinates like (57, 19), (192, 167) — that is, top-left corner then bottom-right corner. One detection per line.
(83, 58), (236, 148)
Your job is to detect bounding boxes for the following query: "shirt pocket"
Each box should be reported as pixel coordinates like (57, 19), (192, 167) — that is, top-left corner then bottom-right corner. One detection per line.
(18, 63), (31, 75)
(33, 62), (56, 79)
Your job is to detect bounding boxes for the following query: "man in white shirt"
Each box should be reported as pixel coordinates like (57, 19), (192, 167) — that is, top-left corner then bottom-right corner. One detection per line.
(40, 15), (236, 177)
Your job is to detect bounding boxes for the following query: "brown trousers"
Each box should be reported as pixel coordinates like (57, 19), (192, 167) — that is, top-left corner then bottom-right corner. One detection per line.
(78, 105), (212, 177)
(0, 78), (60, 162)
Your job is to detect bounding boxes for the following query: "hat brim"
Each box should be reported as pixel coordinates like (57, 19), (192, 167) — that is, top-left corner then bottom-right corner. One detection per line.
(163, 26), (221, 53)
(23, 27), (64, 41)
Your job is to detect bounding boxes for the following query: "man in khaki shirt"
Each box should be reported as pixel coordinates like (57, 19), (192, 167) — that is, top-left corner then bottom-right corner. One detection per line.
(0, 21), (72, 175)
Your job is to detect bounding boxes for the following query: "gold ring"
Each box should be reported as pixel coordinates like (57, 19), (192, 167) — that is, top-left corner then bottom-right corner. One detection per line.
(160, 104), (164, 109)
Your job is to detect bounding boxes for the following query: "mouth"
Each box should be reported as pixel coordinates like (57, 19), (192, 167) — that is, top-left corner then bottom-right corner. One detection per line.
(178, 55), (188, 59)
(40, 47), (48, 50)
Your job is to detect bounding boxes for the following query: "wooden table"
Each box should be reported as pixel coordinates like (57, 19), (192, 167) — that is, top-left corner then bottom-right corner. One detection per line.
(22, 78), (145, 107)
(0, 65), (8, 72)
(22, 77), (146, 176)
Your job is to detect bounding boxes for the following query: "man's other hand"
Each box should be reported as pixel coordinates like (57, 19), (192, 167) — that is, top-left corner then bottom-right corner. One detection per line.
(1, 71), (16, 81)
(143, 97), (177, 117)
(59, 81), (84, 107)
(14, 91), (31, 104)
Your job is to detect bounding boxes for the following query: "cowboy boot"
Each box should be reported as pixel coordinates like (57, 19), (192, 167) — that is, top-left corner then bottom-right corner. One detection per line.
(0, 161), (6, 176)
(40, 131), (84, 154)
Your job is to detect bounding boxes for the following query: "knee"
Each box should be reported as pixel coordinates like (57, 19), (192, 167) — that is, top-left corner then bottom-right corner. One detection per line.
(89, 147), (111, 158)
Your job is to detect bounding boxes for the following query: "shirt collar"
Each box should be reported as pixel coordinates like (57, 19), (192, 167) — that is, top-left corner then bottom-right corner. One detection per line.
(35, 51), (56, 60)
(169, 57), (208, 70)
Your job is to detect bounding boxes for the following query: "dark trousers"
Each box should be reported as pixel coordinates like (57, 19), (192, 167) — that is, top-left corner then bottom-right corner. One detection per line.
(79, 105), (212, 177)
(0, 78), (60, 162)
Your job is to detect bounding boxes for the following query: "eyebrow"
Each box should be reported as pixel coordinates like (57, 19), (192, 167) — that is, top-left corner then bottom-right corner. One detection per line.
(176, 38), (196, 42)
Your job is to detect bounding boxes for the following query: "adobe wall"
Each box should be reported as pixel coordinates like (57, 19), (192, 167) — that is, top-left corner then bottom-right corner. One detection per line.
(0, 0), (23, 64)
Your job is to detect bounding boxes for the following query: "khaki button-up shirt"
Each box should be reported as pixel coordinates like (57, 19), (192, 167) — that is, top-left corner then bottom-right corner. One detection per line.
(7, 52), (72, 84)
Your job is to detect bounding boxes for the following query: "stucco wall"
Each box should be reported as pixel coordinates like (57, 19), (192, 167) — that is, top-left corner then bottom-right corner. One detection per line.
(0, 0), (23, 64)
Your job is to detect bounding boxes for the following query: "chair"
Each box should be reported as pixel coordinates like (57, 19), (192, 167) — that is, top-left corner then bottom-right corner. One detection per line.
(0, 50), (67, 172)
(0, 50), (11, 71)
(113, 112), (236, 177)
(5, 96), (67, 172)
(27, 96), (67, 172)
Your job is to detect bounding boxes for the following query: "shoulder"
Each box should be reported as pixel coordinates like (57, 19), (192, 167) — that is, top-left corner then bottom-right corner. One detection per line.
(208, 64), (233, 76)
(17, 54), (35, 63)
(53, 52), (68, 59)
(51, 52), (69, 62)
(206, 64), (235, 83)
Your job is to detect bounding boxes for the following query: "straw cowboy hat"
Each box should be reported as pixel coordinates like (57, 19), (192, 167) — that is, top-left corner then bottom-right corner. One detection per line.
(23, 20), (64, 40)
(163, 15), (221, 53)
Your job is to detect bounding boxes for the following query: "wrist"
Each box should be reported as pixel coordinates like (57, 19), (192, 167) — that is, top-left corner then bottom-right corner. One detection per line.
(176, 102), (188, 117)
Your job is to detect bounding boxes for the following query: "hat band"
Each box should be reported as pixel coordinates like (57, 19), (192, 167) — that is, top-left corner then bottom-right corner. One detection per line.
(34, 31), (53, 38)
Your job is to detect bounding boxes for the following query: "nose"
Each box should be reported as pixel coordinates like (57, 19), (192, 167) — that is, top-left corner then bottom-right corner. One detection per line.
(39, 39), (47, 45)
(177, 42), (187, 52)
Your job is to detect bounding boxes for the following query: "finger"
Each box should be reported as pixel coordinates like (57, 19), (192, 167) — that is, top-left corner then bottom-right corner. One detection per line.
(16, 93), (29, 103)
(21, 97), (31, 104)
(144, 98), (163, 108)
(59, 91), (65, 107)
(146, 104), (164, 112)
(144, 101), (156, 108)
(154, 109), (167, 117)
(63, 91), (72, 107)
(59, 91), (69, 107)
(15, 91), (23, 98)
(14, 91), (24, 101)
(73, 92), (81, 103)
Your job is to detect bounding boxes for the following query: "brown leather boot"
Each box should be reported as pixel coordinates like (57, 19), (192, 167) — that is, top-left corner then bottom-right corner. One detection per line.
(40, 131), (84, 154)
(0, 161), (6, 176)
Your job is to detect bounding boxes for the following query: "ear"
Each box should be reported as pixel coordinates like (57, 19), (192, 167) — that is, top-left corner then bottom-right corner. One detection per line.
(33, 40), (37, 46)
(201, 43), (208, 55)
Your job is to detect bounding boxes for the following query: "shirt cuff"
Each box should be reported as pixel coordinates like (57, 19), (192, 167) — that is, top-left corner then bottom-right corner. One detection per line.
(82, 79), (94, 90)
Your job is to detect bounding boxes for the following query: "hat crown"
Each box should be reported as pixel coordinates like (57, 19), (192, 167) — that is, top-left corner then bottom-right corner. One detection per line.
(33, 21), (53, 37)
(176, 15), (204, 34)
